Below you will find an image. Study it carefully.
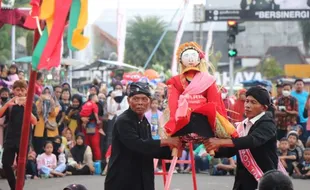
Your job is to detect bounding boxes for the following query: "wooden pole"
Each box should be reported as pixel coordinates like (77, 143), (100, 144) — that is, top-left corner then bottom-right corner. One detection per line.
(15, 29), (40, 190)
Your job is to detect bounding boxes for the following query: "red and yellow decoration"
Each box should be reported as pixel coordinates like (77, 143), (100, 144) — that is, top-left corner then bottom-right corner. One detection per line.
(24, 0), (89, 70)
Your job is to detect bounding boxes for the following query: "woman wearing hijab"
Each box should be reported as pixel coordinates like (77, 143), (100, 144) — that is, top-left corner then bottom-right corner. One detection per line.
(61, 82), (71, 92)
(64, 94), (83, 138)
(33, 86), (60, 154)
(52, 136), (67, 173)
(57, 88), (72, 134)
(67, 133), (94, 175)
(106, 81), (129, 149)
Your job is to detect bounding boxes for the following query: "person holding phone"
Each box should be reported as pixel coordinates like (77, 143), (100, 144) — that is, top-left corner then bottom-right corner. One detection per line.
(33, 86), (60, 154)
(106, 82), (129, 149)
(275, 83), (299, 140)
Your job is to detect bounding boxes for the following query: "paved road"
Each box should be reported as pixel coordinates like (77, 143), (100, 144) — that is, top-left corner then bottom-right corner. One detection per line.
(0, 174), (308, 190)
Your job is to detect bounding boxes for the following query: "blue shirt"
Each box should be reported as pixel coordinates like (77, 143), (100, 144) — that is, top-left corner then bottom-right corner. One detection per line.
(291, 91), (309, 123)
(150, 113), (159, 140)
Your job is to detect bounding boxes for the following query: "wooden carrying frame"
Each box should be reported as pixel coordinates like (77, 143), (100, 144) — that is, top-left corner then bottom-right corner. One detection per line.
(154, 142), (197, 190)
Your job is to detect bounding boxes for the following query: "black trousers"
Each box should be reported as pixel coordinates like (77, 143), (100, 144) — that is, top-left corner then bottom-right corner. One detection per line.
(26, 160), (38, 177)
(2, 146), (19, 190)
(67, 165), (91, 175)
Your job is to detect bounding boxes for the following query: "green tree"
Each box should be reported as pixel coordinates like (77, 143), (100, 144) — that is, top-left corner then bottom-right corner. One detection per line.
(257, 56), (284, 79)
(299, 21), (310, 55)
(0, 25), (12, 63)
(125, 16), (174, 70)
(151, 62), (171, 81)
(26, 31), (34, 56)
(0, 0), (32, 63)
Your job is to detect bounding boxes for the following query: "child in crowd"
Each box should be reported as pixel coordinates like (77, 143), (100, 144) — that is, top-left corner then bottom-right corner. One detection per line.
(80, 94), (101, 129)
(145, 98), (162, 140)
(26, 145), (38, 179)
(287, 131), (304, 163)
(277, 137), (297, 174)
(37, 141), (65, 177)
(4, 65), (19, 89)
(288, 124), (305, 150)
(293, 148), (310, 179)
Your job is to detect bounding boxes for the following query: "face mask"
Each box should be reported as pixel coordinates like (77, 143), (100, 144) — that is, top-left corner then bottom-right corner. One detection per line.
(114, 90), (123, 97)
(1, 97), (8, 102)
(221, 93), (228, 99)
(282, 90), (291, 97)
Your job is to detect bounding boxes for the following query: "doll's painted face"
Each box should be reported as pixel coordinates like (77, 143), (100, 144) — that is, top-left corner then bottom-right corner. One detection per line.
(181, 49), (200, 68)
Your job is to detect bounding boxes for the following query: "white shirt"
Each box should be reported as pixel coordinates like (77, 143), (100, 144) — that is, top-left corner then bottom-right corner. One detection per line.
(243, 112), (265, 135)
(107, 96), (129, 120)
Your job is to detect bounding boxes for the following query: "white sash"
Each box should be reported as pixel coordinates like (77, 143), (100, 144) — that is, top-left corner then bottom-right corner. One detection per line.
(236, 122), (288, 181)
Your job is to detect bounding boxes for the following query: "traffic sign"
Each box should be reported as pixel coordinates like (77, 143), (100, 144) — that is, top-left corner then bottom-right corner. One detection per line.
(205, 9), (310, 21)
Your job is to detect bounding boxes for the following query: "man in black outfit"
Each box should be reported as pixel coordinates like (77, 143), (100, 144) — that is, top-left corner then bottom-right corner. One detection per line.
(205, 86), (278, 190)
(104, 82), (181, 190)
(0, 80), (38, 190)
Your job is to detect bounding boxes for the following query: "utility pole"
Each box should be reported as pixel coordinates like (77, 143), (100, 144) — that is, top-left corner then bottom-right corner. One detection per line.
(193, 4), (205, 46)
(227, 20), (245, 95)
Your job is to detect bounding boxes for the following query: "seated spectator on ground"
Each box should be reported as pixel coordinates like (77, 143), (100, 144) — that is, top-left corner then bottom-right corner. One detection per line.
(63, 128), (75, 155)
(179, 144), (191, 173)
(52, 136), (67, 173)
(209, 157), (236, 176)
(258, 170), (294, 190)
(26, 145), (39, 179)
(66, 133), (94, 175)
(288, 124), (305, 150)
(287, 131), (304, 163)
(293, 148), (310, 179)
(194, 144), (210, 173)
(37, 141), (65, 177)
(277, 137), (296, 175)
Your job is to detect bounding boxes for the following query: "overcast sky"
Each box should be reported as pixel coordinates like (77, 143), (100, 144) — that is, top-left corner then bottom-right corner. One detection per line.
(97, 0), (203, 9)
(89, 0), (204, 24)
